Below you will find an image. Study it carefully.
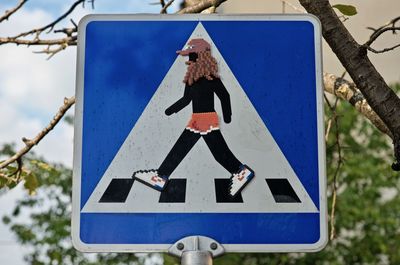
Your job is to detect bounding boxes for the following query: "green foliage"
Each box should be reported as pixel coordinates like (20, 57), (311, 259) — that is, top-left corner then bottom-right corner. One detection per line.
(333, 4), (358, 16)
(1, 147), (154, 265)
(0, 145), (44, 194)
(23, 173), (38, 195)
(3, 85), (400, 264)
(64, 115), (74, 126)
(0, 146), (68, 195)
(201, 86), (399, 264)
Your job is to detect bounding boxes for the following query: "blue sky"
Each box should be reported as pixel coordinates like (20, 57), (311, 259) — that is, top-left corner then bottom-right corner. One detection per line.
(0, 2), (180, 265)
(0, 0), (399, 264)
(2, 0), (180, 14)
(0, 1), (180, 122)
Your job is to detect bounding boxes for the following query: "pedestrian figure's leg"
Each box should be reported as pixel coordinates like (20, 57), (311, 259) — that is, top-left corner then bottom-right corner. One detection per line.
(202, 130), (242, 173)
(203, 130), (254, 197)
(133, 130), (200, 191)
(158, 130), (201, 176)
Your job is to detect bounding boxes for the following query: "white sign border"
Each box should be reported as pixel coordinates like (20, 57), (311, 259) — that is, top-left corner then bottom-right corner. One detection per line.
(72, 14), (327, 253)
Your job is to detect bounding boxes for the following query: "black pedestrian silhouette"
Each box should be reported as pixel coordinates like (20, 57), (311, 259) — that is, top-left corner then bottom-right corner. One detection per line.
(133, 38), (254, 197)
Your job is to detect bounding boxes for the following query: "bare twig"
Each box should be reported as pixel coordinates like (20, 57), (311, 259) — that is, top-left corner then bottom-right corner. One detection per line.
(33, 43), (69, 60)
(364, 16), (400, 54)
(87, 0), (95, 9)
(54, 26), (77, 37)
(325, 95), (343, 241)
(70, 19), (78, 29)
(0, 36), (77, 46)
(0, 96), (76, 170)
(0, 0), (28, 23)
(0, 158), (23, 184)
(324, 93), (333, 142)
(325, 118), (332, 142)
(160, 0), (166, 8)
(367, 16), (400, 34)
(160, 0), (175, 14)
(364, 27), (400, 47)
(300, 0), (400, 171)
(330, 172), (338, 240)
(0, 0), (86, 56)
(177, 0), (227, 14)
(12, 0), (85, 39)
(330, 123), (342, 240)
(367, 43), (400, 54)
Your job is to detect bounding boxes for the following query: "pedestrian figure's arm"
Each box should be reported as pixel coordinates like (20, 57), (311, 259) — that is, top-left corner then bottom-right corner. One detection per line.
(214, 78), (232, 123)
(165, 85), (191, 115)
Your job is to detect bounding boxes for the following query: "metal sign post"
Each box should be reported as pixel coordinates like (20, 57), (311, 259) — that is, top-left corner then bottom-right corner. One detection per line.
(169, 236), (224, 265)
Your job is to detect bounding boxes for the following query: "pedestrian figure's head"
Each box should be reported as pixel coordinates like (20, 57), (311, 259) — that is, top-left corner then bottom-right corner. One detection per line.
(176, 38), (219, 86)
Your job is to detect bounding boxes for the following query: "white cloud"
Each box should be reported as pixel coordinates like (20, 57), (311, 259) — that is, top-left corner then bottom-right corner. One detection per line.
(0, 7), (75, 264)
(0, 7), (76, 166)
(0, 0), (182, 167)
(0, 185), (27, 265)
(0, 46), (76, 115)
(0, 8), (54, 36)
(0, 3), (180, 264)
(0, 93), (74, 167)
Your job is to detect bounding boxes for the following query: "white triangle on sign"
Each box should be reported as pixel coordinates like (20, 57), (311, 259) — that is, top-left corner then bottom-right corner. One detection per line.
(82, 22), (318, 213)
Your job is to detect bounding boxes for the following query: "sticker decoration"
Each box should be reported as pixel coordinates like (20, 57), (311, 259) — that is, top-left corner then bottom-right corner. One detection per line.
(132, 38), (255, 197)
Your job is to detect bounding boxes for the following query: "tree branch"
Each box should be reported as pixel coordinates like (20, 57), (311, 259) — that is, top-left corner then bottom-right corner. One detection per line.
(11, 0), (85, 39)
(323, 73), (393, 139)
(367, 16), (400, 34)
(366, 43), (400, 54)
(33, 43), (69, 60)
(324, 95), (343, 240)
(0, 0), (85, 57)
(0, 35), (77, 46)
(299, 0), (400, 169)
(363, 22), (400, 54)
(0, 96), (75, 170)
(177, 0), (226, 14)
(160, 0), (175, 14)
(365, 26), (400, 47)
(0, 0), (28, 23)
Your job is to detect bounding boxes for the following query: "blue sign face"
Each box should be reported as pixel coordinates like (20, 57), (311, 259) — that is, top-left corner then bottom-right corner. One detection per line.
(72, 15), (327, 252)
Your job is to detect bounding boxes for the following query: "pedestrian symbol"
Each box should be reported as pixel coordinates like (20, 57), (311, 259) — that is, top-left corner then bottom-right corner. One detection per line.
(132, 37), (254, 197)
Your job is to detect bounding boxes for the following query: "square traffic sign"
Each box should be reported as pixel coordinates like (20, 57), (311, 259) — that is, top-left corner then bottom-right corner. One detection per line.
(72, 14), (327, 252)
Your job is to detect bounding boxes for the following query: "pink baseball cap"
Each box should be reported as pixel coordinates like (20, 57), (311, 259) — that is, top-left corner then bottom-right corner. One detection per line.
(176, 38), (211, 56)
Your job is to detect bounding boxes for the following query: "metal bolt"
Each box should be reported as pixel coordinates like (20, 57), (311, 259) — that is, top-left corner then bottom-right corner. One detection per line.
(210, 242), (218, 250)
(177, 242), (185, 250)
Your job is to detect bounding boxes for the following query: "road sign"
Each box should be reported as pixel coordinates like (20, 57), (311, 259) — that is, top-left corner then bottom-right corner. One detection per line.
(72, 14), (327, 253)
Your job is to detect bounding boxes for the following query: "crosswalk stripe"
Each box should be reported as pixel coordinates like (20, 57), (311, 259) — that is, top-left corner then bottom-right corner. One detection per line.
(99, 177), (301, 204)
(214, 179), (243, 203)
(159, 179), (187, 203)
(99, 178), (134, 203)
(265, 179), (301, 203)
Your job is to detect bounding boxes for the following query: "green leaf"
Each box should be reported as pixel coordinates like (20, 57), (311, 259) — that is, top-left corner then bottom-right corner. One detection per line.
(333, 4), (358, 16)
(24, 173), (38, 196)
(2, 216), (11, 225)
(12, 206), (20, 216)
(31, 160), (53, 172)
(64, 115), (74, 126)
(0, 176), (7, 188)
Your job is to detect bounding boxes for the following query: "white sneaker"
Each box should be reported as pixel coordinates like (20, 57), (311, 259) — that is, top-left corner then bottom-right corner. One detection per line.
(133, 170), (168, 191)
(229, 165), (254, 197)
